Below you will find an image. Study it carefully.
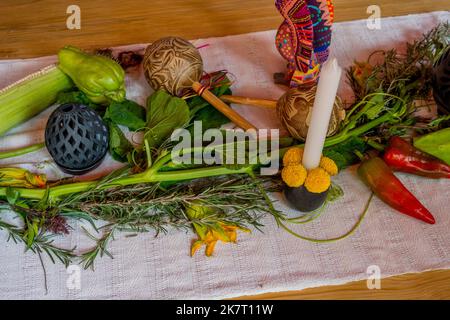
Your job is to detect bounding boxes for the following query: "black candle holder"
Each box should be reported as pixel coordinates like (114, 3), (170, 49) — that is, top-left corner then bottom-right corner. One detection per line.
(45, 103), (109, 175)
(284, 185), (329, 212)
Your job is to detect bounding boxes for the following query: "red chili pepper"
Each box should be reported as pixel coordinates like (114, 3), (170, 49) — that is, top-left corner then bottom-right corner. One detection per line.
(358, 157), (435, 224)
(383, 136), (450, 179)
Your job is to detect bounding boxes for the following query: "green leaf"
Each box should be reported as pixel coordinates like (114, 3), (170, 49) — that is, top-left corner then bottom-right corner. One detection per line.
(25, 220), (37, 248)
(60, 210), (98, 232)
(145, 90), (190, 149)
(108, 122), (134, 162)
(323, 137), (368, 170)
(105, 99), (146, 131)
(5, 187), (19, 205)
(363, 94), (385, 120)
(14, 200), (29, 209)
(188, 85), (231, 131)
(191, 105), (230, 132)
(57, 90), (101, 110)
(414, 127), (450, 165)
(36, 187), (50, 210)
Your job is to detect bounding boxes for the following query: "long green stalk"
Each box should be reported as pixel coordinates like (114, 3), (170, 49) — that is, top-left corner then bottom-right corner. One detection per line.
(0, 143), (45, 160)
(0, 164), (252, 201)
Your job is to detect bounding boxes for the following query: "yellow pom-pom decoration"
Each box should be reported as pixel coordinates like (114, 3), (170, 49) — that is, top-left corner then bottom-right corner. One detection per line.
(283, 147), (304, 166)
(319, 156), (338, 176)
(304, 168), (331, 193)
(281, 164), (307, 188)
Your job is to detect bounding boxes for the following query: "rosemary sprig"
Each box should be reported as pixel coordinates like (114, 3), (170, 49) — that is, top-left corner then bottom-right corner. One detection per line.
(80, 225), (116, 270)
(62, 176), (278, 233)
(0, 216), (75, 267)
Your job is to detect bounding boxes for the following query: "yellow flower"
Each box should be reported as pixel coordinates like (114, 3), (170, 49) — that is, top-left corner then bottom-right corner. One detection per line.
(191, 223), (250, 257)
(282, 147), (304, 166)
(319, 156), (338, 176)
(186, 203), (250, 257)
(281, 164), (307, 187)
(0, 168), (47, 188)
(352, 61), (373, 88)
(304, 168), (331, 193)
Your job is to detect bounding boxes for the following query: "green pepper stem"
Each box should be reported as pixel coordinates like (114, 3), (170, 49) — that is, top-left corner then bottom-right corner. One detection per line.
(0, 143), (45, 160)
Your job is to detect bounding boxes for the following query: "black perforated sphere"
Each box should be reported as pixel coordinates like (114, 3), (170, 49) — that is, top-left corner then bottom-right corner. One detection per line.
(432, 46), (450, 112)
(45, 103), (109, 175)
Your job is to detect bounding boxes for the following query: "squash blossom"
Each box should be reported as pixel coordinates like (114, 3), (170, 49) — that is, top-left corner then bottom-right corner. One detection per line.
(0, 168), (47, 188)
(185, 203), (250, 257)
(352, 61), (373, 89)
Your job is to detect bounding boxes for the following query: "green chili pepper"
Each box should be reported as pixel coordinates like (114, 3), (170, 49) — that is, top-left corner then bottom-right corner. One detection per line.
(58, 46), (126, 104)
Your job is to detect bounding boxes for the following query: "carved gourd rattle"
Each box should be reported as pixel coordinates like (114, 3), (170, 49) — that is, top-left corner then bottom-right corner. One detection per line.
(143, 37), (256, 130)
(220, 86), (345, 140)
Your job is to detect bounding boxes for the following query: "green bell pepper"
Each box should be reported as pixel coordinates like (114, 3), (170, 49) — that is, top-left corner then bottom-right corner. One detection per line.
(414, 128), (450, 165)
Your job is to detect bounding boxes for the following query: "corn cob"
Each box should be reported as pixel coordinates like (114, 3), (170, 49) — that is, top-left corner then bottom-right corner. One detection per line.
(0, 65), (73, 136)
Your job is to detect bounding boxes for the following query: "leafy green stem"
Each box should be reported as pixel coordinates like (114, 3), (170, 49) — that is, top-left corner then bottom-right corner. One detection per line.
(0, 165), (255, 202)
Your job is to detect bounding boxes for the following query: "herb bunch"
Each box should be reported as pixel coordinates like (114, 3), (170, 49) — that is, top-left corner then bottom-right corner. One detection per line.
(348, 23), (450, 102)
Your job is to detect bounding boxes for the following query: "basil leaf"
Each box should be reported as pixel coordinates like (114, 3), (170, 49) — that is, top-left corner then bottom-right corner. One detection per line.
(5, 187), (19, 205)
(323, 137), (368, 170)
(105, 99), (146, 131)
(57, 90), (100, 110)
(145, 90), (190, 149)
(108, 122), (134, 162)
(188, 85), (232, 131)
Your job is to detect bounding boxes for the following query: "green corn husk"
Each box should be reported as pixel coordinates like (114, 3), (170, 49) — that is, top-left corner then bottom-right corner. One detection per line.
(0, 65), (73, 136)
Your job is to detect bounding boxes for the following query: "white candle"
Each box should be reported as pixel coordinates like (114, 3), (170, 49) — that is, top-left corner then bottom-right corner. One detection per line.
(302, 58), (342, 170)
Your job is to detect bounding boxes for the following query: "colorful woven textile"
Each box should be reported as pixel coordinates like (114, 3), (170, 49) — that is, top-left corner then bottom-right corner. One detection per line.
(275, 0), (334, 86)
(308, 0), (333, 63)
(275, 0), (313, 74)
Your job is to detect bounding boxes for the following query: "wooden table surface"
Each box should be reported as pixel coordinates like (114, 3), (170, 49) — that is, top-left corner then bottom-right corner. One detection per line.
(0, 0), (449, 299)
(0, 0), (449, 59)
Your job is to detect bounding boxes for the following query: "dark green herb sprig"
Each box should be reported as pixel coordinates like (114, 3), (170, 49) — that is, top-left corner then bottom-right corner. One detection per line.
(62, 176), (280, 233)
(347, 23), (449, 101)
(0, 207), (75, 267)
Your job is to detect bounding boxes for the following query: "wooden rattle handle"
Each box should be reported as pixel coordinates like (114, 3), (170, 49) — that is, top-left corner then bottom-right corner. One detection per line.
(220, 95), (277, 109)
(192, 82), (256, 131)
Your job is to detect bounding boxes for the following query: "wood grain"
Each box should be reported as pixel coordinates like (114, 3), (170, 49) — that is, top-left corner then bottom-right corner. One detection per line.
(0, 0), (449, 300)
(0, 0), (449, 59)
(233, 270), (450, 300)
